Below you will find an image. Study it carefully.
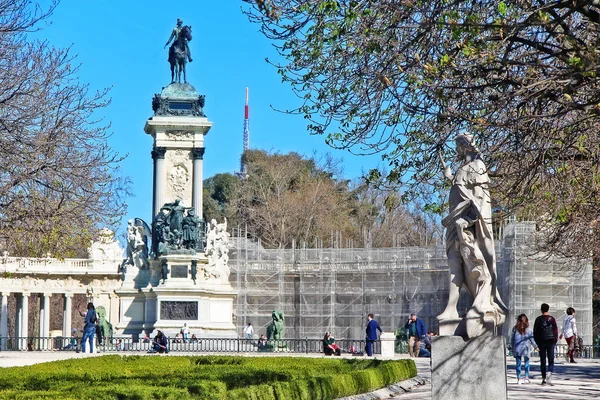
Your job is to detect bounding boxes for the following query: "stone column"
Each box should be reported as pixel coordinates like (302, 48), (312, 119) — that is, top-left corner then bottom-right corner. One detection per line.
(21, 293), (29, 350)
(42, 294), (50, 349)
(63, 294), (72, 337)
(1, 292), (8, 350)
(192, 147), (205, 214)
(152, 147), (167, 216)
(15, 295), (21, 341)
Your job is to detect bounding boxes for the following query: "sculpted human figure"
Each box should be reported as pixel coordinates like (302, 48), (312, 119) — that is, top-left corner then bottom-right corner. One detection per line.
(165, 18), (192, 62)
(164, 18), (193, 84)
(266, 310), (285, 341)
(161, 199), (188, 235)
(152, 210), (167, 256)
(437, 133), (506, 338)
(182, 207), (202, 249)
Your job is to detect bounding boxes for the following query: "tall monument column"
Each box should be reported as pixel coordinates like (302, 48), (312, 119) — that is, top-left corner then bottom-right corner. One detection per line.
(192, 147), (205, 214)
(145, 84), (212, 216)
(151, 147), (167, 216)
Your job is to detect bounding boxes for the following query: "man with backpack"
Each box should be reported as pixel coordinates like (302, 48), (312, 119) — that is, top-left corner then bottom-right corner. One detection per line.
(533, 303), (558, 385)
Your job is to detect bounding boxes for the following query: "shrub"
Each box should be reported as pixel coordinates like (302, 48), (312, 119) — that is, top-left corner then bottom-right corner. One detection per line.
(0, 355), (416, 399)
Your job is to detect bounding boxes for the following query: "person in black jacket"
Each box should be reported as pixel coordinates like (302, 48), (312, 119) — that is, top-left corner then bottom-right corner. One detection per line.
(149, 330), (169, 354)
(533, 303), (558, 386)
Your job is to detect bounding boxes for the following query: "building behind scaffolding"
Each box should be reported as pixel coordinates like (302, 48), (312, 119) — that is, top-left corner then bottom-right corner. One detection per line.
(229, 221), (592, 343)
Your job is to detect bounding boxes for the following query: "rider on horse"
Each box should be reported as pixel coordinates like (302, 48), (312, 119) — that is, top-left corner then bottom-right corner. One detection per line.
(165, 18), (192, 63)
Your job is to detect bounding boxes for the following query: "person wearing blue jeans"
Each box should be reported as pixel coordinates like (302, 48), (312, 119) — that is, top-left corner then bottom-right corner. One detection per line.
(533, 303), (558, 386)
(150, 330), (169, 354)
(80, 302), (97, 353)
(365, 313), (382, 356)
(511, 314), (538, 384)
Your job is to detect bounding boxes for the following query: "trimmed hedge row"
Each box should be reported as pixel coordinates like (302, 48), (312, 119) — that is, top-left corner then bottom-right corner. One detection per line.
(0, 355), (417, 399)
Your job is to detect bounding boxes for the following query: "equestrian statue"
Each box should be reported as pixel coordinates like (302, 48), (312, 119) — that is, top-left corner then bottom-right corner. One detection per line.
(164, 18), (193, 84)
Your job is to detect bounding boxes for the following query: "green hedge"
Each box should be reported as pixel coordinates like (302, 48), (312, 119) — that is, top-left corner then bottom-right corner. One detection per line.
(0, 355), (416, 399)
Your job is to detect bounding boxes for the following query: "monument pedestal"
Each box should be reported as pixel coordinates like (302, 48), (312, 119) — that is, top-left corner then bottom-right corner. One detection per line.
(152, 254), (236, 338)
(431, 335), (507, 400)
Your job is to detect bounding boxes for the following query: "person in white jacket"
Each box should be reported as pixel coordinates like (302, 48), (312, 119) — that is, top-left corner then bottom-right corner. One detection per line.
(244, 322), (254, 340)
(559, 307), (578, 363)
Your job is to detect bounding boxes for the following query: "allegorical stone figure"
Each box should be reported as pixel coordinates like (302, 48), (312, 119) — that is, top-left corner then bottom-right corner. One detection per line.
(437, 133), (506, 338)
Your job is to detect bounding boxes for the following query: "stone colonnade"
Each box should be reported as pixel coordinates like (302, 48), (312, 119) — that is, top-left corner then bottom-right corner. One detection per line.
(0, 292), (75, 350)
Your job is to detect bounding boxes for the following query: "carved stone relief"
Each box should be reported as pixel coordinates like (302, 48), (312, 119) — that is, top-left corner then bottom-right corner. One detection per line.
(165, 149), (192, 204)
(165, 130), (194, 141)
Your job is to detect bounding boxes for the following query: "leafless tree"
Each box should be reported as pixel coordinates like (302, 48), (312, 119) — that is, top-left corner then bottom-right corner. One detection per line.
(0, 0), (130, 257)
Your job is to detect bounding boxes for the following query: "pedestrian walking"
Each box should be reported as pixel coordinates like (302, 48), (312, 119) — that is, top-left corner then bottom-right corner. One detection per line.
(511, 314), (538, 384)
(365, 313), (382, 356)
(559, 307), (578, 363)
(533, 303), (558, 386)
(405, 313), (427, 357)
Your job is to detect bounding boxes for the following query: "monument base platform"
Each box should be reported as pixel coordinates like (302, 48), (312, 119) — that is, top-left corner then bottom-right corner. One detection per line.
(431, 335), (507, 400)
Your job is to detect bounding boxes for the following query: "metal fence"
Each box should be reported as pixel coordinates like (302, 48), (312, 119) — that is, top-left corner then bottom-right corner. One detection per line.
(0, 336), (380, 355)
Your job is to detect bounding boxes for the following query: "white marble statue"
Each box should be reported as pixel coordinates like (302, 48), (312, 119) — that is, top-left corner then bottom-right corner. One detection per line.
(437, 133), (506, 338)
(88, 228), (124, 262)
(125, 220), (150, 269)
(204, 218), (230, 281)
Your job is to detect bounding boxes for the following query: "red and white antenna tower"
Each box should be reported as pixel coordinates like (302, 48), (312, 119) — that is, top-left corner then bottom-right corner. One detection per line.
(240, 87), (250, 176)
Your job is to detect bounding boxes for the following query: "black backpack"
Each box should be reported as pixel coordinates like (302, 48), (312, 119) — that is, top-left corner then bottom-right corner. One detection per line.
(540, 317), (555, 341)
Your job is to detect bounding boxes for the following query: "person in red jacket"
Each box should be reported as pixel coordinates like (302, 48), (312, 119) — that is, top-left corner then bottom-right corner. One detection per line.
(533, 303), (558, 386)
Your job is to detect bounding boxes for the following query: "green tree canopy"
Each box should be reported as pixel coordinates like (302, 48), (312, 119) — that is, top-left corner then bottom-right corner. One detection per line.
(204, 149), (438, 248)
(246, 0), (600, 259)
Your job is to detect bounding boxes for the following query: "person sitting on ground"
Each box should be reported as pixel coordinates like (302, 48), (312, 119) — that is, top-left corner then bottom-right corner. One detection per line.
(323, 331), (341, 356)
(257, 334), (267, 351)
(63, 328), (78, 350)
(149, 330), (169, 354)
(418, 332), (433, 357)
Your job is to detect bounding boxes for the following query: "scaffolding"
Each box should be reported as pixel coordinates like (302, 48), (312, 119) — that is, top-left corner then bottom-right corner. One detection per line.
(501, 222), (593, 340)
(230, 222), (592, 341)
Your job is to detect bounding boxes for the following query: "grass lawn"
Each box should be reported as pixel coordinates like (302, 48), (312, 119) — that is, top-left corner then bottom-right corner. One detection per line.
(0, 355), (416, 399)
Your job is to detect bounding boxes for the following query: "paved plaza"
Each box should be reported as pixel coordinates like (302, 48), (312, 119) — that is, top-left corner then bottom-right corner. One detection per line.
(0, 352), (598, 399)
(404, 357), (600, 400)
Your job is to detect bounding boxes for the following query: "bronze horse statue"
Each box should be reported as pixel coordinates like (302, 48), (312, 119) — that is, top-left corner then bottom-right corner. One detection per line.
(168, 25), (192, 84)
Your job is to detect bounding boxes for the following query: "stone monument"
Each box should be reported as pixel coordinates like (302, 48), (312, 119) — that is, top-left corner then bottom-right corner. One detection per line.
(115, 26), (237, 337)
(432, 133), (507, 400)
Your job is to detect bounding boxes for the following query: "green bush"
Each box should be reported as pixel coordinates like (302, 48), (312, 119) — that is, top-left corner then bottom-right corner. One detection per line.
(0, 355), (416, 399)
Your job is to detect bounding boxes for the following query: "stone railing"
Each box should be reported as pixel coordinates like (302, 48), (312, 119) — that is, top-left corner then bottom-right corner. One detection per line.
(0, 256), (121, 276)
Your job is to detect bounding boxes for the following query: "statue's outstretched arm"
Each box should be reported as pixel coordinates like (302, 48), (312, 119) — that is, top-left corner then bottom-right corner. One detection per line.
(438, 151), (453, 181)
(164, 30), (175, 48)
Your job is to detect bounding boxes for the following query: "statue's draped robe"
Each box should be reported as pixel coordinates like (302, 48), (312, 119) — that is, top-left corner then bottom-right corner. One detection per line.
(442, 158), (506, 336)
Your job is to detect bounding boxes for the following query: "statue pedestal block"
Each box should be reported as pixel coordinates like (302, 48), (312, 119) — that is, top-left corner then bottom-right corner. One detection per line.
(431, 335), (507, 400)
(380, 332), (396, 358)
(152, 254), (237, 338)
(438, 316), (498, 338)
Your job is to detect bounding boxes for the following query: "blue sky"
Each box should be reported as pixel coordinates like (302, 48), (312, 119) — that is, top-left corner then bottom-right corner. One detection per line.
(35, 0), (381, 227)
